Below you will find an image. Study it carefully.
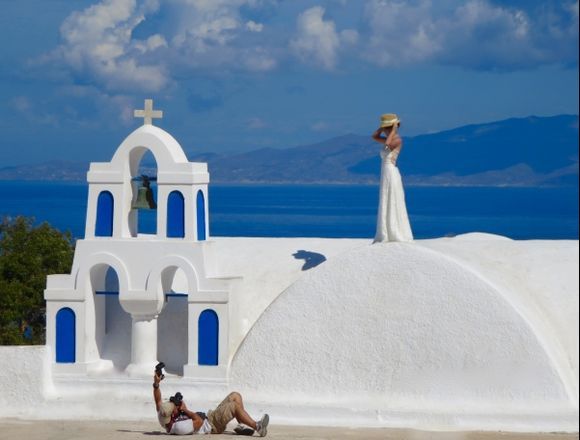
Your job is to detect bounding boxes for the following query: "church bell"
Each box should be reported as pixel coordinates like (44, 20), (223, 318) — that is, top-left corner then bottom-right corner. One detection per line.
(132, 176), (157, 210)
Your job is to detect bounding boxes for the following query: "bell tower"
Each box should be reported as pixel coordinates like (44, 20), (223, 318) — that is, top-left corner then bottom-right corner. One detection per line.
(45, 99), (230, 380)
(84, 99), (210, 241)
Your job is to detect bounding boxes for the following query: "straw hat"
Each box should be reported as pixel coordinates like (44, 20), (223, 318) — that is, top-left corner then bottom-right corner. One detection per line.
(379, 113), (400, 128)
(158, 401), (175, 426)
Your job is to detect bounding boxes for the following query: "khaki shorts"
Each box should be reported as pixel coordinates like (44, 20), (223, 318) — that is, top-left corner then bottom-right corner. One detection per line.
(207, 394), (236, 434)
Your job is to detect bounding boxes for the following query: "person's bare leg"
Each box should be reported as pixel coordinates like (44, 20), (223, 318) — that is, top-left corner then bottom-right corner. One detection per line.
(227, 392), (257, 430)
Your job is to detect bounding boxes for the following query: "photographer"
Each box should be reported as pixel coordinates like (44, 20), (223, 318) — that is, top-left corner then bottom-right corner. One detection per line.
(153, 365), (269, 436)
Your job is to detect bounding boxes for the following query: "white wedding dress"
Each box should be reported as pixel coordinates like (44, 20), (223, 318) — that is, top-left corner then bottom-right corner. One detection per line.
(374, 143), (413, 243)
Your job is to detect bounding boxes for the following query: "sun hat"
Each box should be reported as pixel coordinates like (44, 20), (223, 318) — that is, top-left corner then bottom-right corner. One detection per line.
(158, 401), (175, 426)
(379, 113), (400, 128)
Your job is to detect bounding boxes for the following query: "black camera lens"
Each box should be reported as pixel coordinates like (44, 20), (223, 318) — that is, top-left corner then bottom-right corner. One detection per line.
(172, 392), (183, 406)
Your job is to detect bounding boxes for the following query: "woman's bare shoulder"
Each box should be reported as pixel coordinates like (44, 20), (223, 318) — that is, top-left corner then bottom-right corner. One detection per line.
(390, 136), (402, 149)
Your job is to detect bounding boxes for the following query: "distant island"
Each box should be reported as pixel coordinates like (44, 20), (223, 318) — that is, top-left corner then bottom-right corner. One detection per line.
(1, 114), (577, 187)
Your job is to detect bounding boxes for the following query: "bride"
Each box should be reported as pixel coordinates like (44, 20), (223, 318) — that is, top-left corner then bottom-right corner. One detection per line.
(372, 113), (413, 243)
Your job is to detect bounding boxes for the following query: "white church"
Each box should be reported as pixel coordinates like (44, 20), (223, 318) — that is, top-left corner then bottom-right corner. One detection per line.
(0, 100), (578, 433)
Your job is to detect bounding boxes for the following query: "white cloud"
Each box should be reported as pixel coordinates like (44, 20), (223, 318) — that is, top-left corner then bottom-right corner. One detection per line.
(340, 29), (359, 46)
(62, 86), (137, 126)
(171, 0), (264, 50)
(290, 6), (341, 70)
(43, 0), (277, 94)
(134, 34), (168, 53)
(167, 0), (277, 71)
(53, 0), (168, 92)
(362, 0), (442, 66)
(246, 20), (264, 32)
(173, 14), (239, 50)
(244, 47), (277, 71)
(39, 0), (579, 96)
(361, 0), (579, 70)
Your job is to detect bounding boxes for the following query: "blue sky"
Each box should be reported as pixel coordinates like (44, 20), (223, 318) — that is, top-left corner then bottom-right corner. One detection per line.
(0, 0), (578, 166)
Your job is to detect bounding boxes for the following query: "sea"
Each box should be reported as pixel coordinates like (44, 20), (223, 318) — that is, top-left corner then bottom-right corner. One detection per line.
(0, 180), (578, 241)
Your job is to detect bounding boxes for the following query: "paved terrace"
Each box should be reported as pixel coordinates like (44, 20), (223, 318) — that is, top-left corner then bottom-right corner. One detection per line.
(0, 419), (577, 440)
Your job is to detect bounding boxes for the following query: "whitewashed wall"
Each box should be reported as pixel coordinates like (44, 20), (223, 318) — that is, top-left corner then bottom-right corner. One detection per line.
(0, 346), (55, 417)
(230, 238), (579, 431)
(1, 237), (578, 433)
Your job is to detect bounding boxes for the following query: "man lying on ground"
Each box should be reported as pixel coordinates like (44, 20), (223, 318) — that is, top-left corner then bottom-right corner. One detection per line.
(153, 369), (269, 436)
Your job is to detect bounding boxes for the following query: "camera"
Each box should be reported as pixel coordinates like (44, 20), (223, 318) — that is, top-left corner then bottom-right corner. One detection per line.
(170, 392), (183, 407)
(155, 362), (165, 380)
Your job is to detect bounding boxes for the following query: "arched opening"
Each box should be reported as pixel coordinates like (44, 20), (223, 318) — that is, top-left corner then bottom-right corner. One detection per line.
(157, 266), (189, 375)
(196, 190), (206, 241)
(90, 264), (131, 371)
(198, 309), (218, 366)
(167, 191), (185, 238)
(129, 149), (158, 237)
(56, 307), (76, 363)
(95, 191), (114, 237)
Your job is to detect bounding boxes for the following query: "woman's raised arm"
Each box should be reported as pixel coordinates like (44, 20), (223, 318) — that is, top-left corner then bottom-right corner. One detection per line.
(372, 128), (386, 144)
(386, 124), (401, 148)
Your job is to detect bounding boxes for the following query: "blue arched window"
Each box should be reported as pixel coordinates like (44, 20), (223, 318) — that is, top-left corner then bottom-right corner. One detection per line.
(56, 308), (76, 363)
(167, 191), (185, 238)
(198, 309), (218, 365)
(95, 191), (114, 237)
(196, 190), (206, 241)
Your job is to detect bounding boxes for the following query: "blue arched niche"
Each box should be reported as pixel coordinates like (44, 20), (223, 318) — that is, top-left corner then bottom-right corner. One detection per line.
(95, 191), (114, 237)
(167, 191), (185, 238)
(198, 309), (218, 365)
(56, 307), (76, 363)
(196, 190), (206, 241)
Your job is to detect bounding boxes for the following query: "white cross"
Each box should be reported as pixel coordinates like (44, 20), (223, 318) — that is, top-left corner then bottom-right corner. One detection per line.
(134, 99), (163, 125)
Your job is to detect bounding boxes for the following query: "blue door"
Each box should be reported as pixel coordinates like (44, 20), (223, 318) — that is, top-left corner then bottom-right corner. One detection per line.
(196, 190), (206, 241)
(56, 308), (76, 363)
(167, 191), (185, 238)
(198, 309), (218, 365)
(95, 191), (114, 237)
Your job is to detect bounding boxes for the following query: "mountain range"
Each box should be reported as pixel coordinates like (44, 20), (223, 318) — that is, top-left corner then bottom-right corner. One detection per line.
(1, 114), (578, 187)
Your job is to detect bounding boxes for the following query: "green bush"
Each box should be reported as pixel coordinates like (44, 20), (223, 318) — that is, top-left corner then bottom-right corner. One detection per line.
(0, 216), (74, 345)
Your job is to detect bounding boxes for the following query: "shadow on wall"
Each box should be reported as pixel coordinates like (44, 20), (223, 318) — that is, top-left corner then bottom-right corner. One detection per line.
(158, 295), (188, 376)
(293, 250), (327, 271)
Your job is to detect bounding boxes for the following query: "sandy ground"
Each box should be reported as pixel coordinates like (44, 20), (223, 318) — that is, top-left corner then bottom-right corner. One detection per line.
(0, 420), (577, 440)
